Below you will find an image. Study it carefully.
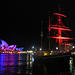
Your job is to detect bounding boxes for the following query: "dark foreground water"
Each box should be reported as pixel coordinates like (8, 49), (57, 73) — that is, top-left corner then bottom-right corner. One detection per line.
(0, 53), (32, 75)
(32, 55), (75, 75)
(0, 54), (75, 75)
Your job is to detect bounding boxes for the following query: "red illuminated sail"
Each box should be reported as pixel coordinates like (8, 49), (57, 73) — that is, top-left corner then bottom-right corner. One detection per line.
(50, 37), (72, 40)
(53, 13), (67, 18)
(48, 11), (72, 50)
(50, 27), (72, 31)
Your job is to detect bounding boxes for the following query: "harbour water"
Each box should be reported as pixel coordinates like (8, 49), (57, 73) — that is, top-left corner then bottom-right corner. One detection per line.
(0, 53), (75, 75)
(0, 53), (32, 75)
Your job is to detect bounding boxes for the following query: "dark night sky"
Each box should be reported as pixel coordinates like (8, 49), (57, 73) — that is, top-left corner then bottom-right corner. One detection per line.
(6, 0), (75, 50)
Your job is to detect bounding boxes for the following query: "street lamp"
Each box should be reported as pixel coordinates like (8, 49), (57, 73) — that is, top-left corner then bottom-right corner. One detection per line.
(56, 47), (58, 50)
(72, 46), (75, 49)
(32, 46), (34, 50)
(40, 48), (42, 51)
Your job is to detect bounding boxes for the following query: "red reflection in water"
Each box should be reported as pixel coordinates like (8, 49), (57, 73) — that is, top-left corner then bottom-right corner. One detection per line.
(4, 54), (8, 66)
(9, 54), (14, 66)
(0, 54), (16, 74)
(0, 54), (24, 75)
(17, 54), (21, 74)
(59, 72), (71, 75)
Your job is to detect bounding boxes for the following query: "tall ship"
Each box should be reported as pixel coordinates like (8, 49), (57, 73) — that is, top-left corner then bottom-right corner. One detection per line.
(48, 12), (72, 51)
(36, 9), (73, 56)
(32, 9), (73, 75)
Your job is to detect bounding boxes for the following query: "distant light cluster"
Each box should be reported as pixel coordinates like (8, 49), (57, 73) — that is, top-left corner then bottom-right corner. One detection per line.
(0, 40), (24, 51)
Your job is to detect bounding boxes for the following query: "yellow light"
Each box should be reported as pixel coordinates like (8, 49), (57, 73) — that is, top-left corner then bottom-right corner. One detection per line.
(44, 53), (47, 56)
(50, 53), (53, 55)
(27, 51), (33, 53)
(18, 51), (27, 53)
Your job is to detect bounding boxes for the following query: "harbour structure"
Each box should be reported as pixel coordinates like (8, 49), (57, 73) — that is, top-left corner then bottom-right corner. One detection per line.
(0, 40), (24, 53)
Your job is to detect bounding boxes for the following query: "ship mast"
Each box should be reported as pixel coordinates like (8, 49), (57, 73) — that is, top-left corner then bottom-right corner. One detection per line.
(49, 11), (72, 51)
(40, 20), (43, 50)
(49, 16), (50, 50)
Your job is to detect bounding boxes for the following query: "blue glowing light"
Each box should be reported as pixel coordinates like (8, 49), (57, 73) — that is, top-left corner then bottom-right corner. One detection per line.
(16, 47), (24, 51)
(0, 40), (24, 51)
(32, 46), (34, 50)
(7, 45), (16, 50)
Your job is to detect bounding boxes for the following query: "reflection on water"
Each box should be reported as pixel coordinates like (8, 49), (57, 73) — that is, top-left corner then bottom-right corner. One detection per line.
(32, 55), (75, 75)
(0, 54), (28, 75)
(1, 53), (75, 75)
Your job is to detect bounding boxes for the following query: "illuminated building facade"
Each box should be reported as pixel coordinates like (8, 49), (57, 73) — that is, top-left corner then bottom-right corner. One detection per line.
(0, 40), (24, 51)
